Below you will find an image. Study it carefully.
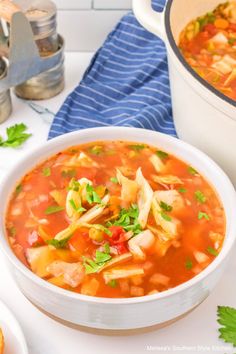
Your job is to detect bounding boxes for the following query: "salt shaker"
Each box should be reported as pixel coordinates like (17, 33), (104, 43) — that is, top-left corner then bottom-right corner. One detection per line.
(14, 0), (65, 100)
(0, 58), (12, 123)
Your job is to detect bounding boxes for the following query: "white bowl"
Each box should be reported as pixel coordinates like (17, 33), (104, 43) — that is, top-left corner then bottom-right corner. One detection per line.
(133, 0), (236, 185)
(0, 127), (236, 331)
(0, 300), (28, 354)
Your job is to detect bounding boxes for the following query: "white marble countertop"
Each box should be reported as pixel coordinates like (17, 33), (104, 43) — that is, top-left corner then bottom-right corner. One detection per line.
(0, 52), (235, 354)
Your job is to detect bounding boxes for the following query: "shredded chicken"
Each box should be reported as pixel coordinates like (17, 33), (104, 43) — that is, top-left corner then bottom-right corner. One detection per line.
(47, 261), (85, 288)
(154, 190), (184, 210)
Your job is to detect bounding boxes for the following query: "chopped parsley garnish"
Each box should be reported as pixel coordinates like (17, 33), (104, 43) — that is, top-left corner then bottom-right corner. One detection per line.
(15, 184), (22, 196)
(61, 169), (76, 178)
(86, 184), (102, 204)
(68, 179), (80, 191)
(9, 226), (16, 237)
(185, 259), (193, 270)
(160, 201), (173, 212)
(160, 212), (172, 222)
(69, 199), (86, 213)
(110, 177), (118, 184)
(128, 144), (146, 151)
(156, 150), (169, 160)
(195, 190), (207, 204)
(42, 167), (51, 177)
(179, 187), (187, 193)
(198, 211), (210, 221)
(217, 306), (236, 347)
(188, 166), (198, 175)
(108, 279), (117, 288)
(228, 37), (236, 45)
(83, 249), (112, 274)
(0, 123), (32, 148)
(46, 235), (71, 249)
(45, 205), (65, 215)
(206, 246), (218, 257)
(107, 204), (141, 235)
(88, 145), (103, 155)
(104, 243), (110, 254)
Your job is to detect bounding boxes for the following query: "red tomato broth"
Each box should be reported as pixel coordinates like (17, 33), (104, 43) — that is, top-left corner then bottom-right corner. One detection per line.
(5, 141), (225, 298)
(179, 1), (236, 100)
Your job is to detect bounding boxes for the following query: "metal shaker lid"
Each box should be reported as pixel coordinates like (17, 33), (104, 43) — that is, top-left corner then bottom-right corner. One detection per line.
(14, 0), (57, 38)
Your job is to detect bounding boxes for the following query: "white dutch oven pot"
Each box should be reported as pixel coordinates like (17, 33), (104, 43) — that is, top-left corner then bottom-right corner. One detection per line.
(133, 0), (236, 184)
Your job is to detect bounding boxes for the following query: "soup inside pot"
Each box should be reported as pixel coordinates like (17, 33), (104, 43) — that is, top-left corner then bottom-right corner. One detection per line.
(5, 141), (225, 298)
(178, 1), (236, 100)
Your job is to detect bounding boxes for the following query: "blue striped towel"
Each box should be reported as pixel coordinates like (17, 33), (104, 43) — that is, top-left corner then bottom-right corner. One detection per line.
(48, 0), (176, 139)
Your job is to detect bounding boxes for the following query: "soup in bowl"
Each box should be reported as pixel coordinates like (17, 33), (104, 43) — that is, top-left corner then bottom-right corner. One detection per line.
(0, 127), (235, 330)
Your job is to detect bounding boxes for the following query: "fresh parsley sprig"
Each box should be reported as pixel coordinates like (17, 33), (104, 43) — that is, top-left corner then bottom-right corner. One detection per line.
(83, 246), (111, 274)
(0, 123), (32, 148)
(46, 235), (72, 249)
(107, 204), (141, 235)
(86, 184), (102, 204)
(217, 306), (236, 347)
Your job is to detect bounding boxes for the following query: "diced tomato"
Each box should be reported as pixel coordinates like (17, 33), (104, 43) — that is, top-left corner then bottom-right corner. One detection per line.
(28, 230), (44, 247)
(114, 242), (128, 255)
(108, 226), (126, 244)
(69, 229), (90, 252)
(229, 23), (236, 31)
(108, 226), (128, 254)
(203, 24), (217, 35)
(198, 31), (211, 41)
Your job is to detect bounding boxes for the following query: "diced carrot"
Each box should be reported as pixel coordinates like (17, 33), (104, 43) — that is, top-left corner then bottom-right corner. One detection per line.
(131, 275), (143, 286)
(81, 278), (99, 296)
(130, 286), (144, 297)
(214, 18), (229, 29)
(149, 273), (170, 287)
(0, 329), (4, 354)
(119, 279), (130, 294)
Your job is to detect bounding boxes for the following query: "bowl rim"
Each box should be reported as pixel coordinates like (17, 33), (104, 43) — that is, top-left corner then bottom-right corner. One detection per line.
(1, 126), (236, 305)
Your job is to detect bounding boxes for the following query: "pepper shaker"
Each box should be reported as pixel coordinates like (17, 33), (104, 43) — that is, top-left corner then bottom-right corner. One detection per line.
(14, 0), (65, 100)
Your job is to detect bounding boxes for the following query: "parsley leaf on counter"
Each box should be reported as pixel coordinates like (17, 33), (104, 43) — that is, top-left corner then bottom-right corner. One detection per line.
(217, 306), (236, 347)
(0, 123), (32, 148)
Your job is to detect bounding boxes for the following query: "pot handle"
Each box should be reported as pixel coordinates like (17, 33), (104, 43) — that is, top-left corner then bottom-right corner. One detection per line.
(132, 0), (165, 41)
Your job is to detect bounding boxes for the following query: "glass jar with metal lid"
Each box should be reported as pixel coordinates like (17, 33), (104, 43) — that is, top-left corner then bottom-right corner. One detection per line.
(14, 0), (64, 100)
(0, 58), (12, 123)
